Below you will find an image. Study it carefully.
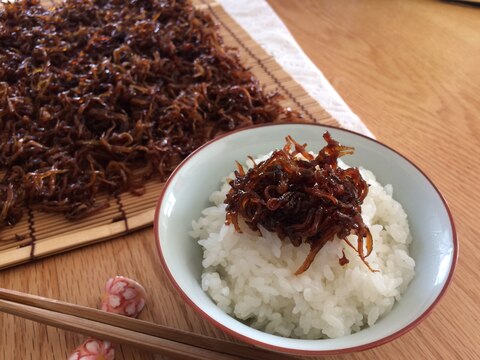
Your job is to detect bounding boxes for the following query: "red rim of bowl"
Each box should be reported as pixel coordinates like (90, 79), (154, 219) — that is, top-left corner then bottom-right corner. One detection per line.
(153, 123), (458, 355)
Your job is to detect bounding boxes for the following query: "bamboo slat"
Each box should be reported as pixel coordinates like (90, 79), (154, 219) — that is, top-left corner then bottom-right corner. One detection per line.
(0, 0), (339, 269)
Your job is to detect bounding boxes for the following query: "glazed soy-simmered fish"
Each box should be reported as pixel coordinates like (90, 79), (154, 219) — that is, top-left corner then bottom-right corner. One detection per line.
(0, 0), (293, 227)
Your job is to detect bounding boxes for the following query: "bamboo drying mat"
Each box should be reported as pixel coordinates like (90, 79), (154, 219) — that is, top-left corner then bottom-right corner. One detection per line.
(0, 0), (339, 269)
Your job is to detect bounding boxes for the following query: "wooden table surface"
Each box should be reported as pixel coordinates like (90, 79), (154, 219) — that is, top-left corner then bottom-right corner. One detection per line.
(1, 0), (479, 359)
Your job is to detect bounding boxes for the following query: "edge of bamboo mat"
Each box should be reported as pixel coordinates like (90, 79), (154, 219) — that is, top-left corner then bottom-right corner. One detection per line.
(0, 209), (154, 270)
(0, 0), (340, 269)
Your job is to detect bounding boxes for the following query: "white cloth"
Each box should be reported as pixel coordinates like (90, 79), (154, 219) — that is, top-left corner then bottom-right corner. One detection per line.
(217, 0), (373, 138)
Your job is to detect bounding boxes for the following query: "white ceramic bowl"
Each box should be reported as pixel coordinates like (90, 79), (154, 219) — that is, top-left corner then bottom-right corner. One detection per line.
(154, 123), (458, 355)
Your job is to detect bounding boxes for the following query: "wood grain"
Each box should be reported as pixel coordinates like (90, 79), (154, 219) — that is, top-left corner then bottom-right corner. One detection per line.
(0, 288), (294, 359)
(1, 0), (479, 359)
(266, 1), (480, 359)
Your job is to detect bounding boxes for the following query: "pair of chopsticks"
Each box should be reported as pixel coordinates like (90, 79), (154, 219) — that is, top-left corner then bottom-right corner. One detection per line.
(0, 288), (294, 360)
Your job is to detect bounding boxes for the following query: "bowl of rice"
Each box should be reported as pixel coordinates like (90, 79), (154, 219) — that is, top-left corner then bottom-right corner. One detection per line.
(154, 123), (457, 355)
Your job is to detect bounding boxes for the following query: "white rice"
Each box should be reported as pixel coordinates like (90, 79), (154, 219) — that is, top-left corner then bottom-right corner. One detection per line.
(190, 155), (415, 339)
